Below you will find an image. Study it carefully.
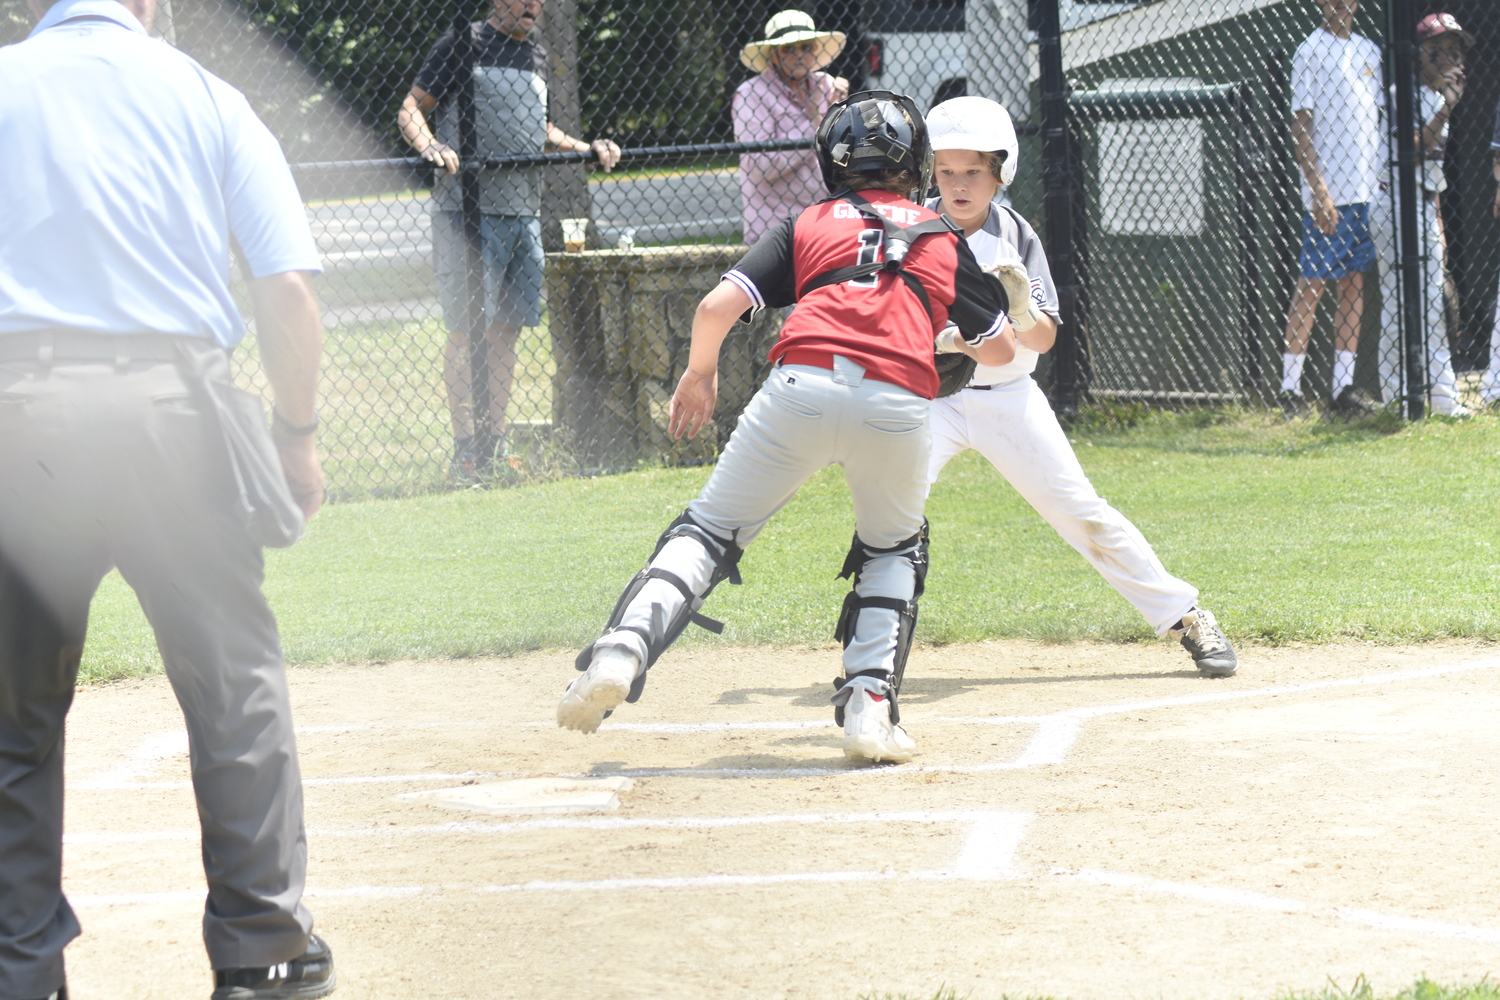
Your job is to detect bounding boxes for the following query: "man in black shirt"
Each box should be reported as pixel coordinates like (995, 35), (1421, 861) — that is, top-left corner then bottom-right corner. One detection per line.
(398, 0), (620, 480)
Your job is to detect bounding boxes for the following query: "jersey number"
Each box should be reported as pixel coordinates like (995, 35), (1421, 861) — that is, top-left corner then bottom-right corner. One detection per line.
(849, 228), (883, 288)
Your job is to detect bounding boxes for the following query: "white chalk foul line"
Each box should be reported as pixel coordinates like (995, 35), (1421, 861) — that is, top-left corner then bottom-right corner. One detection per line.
(67, 809), (1029, 853)
(1065, 868), (1500, 944)
(584, 656), (1500, 777)
(78, 656), (1500, 788)
(75, 771), (497, 792)
(67, 810), (1028, 905)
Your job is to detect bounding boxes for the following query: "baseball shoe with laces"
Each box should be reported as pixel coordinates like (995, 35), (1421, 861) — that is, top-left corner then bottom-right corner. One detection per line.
(557, 645), (640, 733)
(1170, 608), (1237, 677)
(1276, 390), (1309, 419)
(1330, 385), (1380, 418)
(211, 934), (335, 1000)
(1430, 398), (1471, 419)
(837, 678), (915, 763)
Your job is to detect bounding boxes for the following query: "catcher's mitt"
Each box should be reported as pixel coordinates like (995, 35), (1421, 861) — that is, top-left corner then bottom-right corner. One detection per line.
(934, 352), (976, 397)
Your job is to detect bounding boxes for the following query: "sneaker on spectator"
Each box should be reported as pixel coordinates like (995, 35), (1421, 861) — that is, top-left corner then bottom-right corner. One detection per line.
(1430, 397), (1471, 419)
(1277, 390), (1309, 419)
(1330, 385), (1379, 418)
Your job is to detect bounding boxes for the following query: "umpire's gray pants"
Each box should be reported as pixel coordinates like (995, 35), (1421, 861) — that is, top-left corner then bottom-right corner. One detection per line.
(601, 357), (931, 678)
(0, 341), (313, 997)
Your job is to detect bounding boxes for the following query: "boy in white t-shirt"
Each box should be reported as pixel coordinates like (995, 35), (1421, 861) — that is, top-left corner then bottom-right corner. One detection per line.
(1373, 11), (1469, 417)
(1279, 0), (1383, 418)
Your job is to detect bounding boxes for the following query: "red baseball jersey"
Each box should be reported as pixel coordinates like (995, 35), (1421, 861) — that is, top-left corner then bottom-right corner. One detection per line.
(723, 188), (1008, 398)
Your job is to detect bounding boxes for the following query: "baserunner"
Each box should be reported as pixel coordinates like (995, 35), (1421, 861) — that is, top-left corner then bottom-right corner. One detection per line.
(921, 96), (1237, 676)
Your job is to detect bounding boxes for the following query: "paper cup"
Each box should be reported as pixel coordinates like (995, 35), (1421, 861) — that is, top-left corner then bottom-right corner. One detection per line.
(561, 217), (588, 253)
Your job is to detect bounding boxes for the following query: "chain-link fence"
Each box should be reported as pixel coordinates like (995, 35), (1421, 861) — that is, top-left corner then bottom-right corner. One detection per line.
(8, 0), (1497, 497)
(1037, 0), (1500, 424)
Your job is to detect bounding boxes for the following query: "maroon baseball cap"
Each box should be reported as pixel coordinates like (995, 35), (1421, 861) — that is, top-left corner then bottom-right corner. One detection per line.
(1417, 12), (1471, 49)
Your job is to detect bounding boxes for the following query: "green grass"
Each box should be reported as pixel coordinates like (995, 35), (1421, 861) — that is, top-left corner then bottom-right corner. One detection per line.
(1278, 977), (1500, 1000)
(78, 408), (1500, 683)
(234, 310), (562, 498)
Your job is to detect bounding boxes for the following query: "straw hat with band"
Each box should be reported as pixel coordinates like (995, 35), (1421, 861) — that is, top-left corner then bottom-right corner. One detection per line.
(740, 10), (846, 74)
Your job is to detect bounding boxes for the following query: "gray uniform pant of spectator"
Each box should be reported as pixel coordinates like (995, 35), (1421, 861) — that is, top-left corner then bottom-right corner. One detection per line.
(1373, 192), (1460, 411)
(0, 340), (313, 997)
(600, 357), (930, 679)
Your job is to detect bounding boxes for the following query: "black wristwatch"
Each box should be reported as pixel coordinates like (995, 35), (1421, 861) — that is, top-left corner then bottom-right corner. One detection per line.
(272, 409), (319, 436)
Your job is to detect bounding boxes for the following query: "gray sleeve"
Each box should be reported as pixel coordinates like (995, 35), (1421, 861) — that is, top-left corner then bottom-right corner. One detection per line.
(1005, 210), (1061, 321)
(1493, 93), (1500, 151)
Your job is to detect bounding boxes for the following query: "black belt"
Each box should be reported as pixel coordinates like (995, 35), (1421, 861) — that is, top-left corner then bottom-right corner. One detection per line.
(0, 330), (207, 365)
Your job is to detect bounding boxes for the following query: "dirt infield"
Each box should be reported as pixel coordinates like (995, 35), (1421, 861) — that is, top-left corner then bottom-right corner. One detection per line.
(61, 640), (1500, 1000)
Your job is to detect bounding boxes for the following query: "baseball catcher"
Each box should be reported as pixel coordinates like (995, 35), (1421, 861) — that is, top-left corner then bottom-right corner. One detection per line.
(557, 91), (1014, 763)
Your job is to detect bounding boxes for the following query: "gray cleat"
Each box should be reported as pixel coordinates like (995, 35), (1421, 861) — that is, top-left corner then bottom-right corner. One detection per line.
(1170, 608), (1237, 677)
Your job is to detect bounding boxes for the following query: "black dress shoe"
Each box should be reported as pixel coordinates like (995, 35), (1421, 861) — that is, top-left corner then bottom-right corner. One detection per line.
(211, 934), (336, 999)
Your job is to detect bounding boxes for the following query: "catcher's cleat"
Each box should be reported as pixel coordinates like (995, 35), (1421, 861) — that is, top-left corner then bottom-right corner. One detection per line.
(1171, 608), (1237, 677)
(211, 934), (336, 1000)
(835, 678), (915, 763)
(557, 646), (640, 733)
(1330, 385), (1380, 419)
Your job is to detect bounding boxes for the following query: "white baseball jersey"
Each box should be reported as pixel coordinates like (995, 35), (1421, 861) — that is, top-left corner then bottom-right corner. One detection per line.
(923, 199), (1199, 635)
(926, 197), (1060, 385)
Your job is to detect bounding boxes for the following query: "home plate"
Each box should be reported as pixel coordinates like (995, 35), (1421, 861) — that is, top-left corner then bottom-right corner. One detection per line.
(404, 777), (636, 815)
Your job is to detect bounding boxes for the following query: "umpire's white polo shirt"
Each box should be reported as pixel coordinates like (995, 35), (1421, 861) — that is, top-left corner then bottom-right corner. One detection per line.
(0, 0), (321, 347)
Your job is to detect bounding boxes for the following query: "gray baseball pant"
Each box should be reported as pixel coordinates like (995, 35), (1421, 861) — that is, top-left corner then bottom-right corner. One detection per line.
(600, 356), (931, 679)
(0, 336), (313, 997)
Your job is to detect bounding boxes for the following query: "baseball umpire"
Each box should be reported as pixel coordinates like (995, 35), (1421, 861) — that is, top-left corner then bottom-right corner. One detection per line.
(558, 91), (1014, 763)
(0, 0), (334, 997)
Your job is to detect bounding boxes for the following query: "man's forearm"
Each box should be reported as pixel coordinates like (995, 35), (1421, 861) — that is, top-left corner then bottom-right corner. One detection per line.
(545, 123), (591, 153)
(250, 271), (323, 424)
(398, 95), (436, 152)
(1291, 114), (1328, 198)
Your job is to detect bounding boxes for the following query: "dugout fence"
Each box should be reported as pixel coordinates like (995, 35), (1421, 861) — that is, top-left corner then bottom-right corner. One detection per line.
(10, 0), (1496, 497)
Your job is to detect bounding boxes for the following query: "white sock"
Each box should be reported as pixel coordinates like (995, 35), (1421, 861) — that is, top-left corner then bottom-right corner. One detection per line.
(1281, 353), (1305, 394)
(1333, 350), (1356, 394)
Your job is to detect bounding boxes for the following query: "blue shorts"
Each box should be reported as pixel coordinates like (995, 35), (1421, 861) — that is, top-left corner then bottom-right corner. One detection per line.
(1298, 202), (1374, 279)
(433, 211), (544, 328)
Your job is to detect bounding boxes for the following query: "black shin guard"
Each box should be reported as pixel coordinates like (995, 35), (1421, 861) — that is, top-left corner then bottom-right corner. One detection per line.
(830, 519), (929, 725)
(577, 510), (743, 704)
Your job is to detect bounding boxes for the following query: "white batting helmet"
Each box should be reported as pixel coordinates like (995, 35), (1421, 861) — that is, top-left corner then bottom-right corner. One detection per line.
(926, 96), (1019, 186)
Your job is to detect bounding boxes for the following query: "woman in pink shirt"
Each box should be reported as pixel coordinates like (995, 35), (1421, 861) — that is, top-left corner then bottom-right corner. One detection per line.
(733, 10), (848, 244)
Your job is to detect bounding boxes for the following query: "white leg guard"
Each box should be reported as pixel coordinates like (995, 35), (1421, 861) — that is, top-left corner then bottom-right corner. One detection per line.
(831, 521), (928, 725)
(573, 510), (742, 710)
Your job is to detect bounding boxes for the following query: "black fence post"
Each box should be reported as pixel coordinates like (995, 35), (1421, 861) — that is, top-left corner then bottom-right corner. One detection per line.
(1037, 0), (1082, 416)
(1390, 0), (1425, 420)
(1264, 48), (1297, 366)
(454, 1), (493, 454)
(1236, 81), (1264, 397)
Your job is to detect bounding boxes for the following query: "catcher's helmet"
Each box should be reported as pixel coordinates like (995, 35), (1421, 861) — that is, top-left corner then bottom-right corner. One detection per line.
(927, 96), (1019, 186)
(815, 90), (931, 195)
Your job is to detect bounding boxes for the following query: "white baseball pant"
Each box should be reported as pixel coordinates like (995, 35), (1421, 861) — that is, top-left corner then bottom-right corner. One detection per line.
(924, 377), (1198, 636)
(599, 357), (930, 679)
(1483, 284), (1500, 406)
(1372, 192), (1461, 412)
